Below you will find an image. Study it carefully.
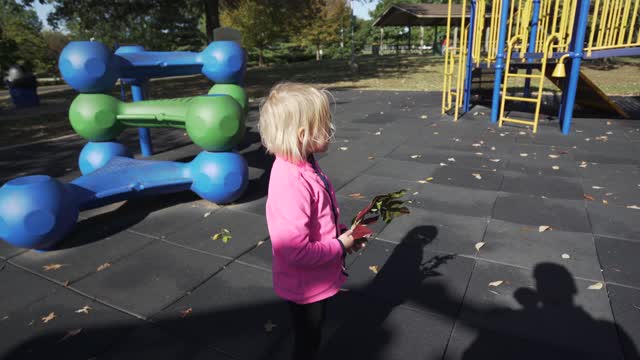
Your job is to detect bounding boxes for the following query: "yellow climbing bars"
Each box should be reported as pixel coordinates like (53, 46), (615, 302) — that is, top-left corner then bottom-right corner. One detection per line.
(586, 0), (640, 56)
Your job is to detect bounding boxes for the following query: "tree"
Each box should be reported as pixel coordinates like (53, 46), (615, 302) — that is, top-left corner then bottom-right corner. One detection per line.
(25, 0), (205, 51)
(41, 30), (69, 76)
(0, 0), (47, 73)
(297, 0), (348, 61)
(220, 0), (281, 66)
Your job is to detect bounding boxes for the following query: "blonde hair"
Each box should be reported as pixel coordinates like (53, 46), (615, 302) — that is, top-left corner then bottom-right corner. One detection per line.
(259, 82), (335, 163)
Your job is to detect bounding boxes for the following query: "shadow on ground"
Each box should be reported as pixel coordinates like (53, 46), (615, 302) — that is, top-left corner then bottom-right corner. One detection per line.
(3, 225), (636, 360)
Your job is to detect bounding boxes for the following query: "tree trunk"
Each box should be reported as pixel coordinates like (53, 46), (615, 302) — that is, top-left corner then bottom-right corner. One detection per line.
(203, 0), (220, 43)
(259, 47), (264, 67)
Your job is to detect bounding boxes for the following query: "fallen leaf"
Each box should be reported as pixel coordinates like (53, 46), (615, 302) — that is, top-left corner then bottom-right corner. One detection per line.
(475, 152), (484, 156)
(369, 265), (379, 274)
(489, 159), (501, 162)
(264, 320), (277, 332)
(433, 132), (439, 135)
(368, 156), (375, 160)
(42, 312), (56, 323)
(606, 120), (612, 125)
(602, 200), (608, 205)
(520, 153), (528, 157)
(420, 115), (428, 119)
(475, 242), (485, 251)
(374, 131), (381, 135)
(43, 264), (66, 271)
(561, 253), (571, 259)
(448, 157), (456, 162)
(472, 143), (481, 147)
(1, 316), (8, 321)
(472, 173), (482, 180)
(410, 154), (422, 159)
(605, 192), (614, 196)
(203, 211), (212, 218)
(349, 193), (365, 199)
(75, 306), (91, 314)
(97, 263), (111, 272)
(552, 166), (560, 170)
(627, 205), (640, 210)
(583, 194), (595, 201)
(489, 280), (503, 287)
(439, 163), (447, 166)
(417, 177), (433, 184)
(339, 147), (349, 151)
(588, 282), (603, 290)
(179, 307), (193, 318)
(548, 154), (559, 159)
(538, 225), (551, 232)
(212, 228), (232, 243)
(519, 131), (526, 135)
(592, 186), (604, 190)
(579, 161), (588, 168)
(491, 146), (496, 151)
(58, 328), (82, 343)
(412, 192), (419, 195)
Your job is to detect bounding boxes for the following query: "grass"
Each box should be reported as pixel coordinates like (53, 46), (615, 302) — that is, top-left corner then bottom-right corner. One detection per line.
(0, 54), (638, 146)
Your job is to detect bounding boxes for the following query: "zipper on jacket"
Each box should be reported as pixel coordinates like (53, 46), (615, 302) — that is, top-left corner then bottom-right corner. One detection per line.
(309, 155), (349, 276)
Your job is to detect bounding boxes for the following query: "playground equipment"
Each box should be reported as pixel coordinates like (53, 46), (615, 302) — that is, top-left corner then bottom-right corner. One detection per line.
(0, 38), (249, 250)
(442, 0), (640, 134)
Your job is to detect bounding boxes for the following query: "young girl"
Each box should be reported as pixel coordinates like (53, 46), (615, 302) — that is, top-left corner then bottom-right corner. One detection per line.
(259, 82), (358, 360)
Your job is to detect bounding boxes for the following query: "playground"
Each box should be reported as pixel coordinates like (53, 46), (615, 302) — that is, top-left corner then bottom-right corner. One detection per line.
(1, 0), (640, 359)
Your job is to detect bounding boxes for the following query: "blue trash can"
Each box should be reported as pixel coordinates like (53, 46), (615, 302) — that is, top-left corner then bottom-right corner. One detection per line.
(4, 65), (40, 108)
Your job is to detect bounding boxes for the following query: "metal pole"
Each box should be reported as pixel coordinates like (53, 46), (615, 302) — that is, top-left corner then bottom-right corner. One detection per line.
(524, 0), (541, 97)
(463, 0), (477, 112)
(490, 0), (511, 123)
(560, 0), (590, 135)
(131, 83), (153, 156)
(350, 0), (355, 67)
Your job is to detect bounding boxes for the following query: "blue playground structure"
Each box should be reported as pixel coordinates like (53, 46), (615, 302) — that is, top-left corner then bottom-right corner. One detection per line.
(442, 0), (640, 134)
(0, 38), (249, 250)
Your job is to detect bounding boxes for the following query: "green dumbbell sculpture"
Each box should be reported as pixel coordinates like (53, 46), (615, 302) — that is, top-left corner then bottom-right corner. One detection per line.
(69, 84), (247, 152)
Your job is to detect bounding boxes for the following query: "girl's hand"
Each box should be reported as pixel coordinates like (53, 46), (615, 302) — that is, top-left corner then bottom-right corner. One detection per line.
(338, 229), (355, 253)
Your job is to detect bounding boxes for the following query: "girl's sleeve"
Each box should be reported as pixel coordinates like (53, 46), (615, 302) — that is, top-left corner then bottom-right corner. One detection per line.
(268, 176), (344, 268)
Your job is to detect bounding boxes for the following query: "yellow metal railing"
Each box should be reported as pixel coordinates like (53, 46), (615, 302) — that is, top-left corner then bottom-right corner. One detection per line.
(586, 0), (640, 56)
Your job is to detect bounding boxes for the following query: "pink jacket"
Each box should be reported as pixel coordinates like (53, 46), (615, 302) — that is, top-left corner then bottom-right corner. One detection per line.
(266, 155), (347, 304)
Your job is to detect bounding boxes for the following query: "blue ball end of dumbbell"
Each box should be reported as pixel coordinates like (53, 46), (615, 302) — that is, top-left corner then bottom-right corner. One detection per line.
(190, 152), (248, 204)
(200, 41), (246, 84)
(59, 41), (119, 93)
(0, 175), (79, 250)
(79, 142), (132, 175)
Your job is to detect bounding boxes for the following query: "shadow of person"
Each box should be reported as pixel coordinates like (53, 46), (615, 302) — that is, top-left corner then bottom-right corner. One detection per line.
(318, 226), (447, 360)
(461, 263), (638, 360)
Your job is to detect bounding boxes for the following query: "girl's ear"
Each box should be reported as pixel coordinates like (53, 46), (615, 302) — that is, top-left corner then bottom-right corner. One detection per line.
(298, 127), (306, 144)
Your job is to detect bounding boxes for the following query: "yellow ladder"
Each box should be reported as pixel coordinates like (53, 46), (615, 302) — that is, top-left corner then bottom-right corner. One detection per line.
(498, 34), (554, 133)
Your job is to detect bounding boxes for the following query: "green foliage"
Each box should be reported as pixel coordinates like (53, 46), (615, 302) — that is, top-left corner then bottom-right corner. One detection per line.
(35, 0), (205, 51)
(0, 0), (47, 73)
(295, 0), (349, 60)
(351, 189), (410, 227)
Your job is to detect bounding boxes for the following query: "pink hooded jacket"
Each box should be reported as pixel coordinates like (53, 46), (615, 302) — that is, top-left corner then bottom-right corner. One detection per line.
(266, 155), (347, 304)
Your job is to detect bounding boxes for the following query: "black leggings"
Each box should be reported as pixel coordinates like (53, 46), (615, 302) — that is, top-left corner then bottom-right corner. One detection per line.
(288, 299), (328, 360)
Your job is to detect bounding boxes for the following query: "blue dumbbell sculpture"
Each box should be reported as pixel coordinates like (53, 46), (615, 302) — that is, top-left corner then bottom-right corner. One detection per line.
(0, 40), (249, 250)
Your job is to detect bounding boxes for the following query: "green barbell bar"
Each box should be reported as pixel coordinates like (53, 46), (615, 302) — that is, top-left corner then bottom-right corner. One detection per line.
(69, 86), (246, 152)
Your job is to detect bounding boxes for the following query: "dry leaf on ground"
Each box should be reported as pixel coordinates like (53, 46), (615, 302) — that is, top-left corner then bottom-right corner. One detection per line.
(410, 154), (422, 159)
(627, 205), (640, 210)
(349, 193), (365, 199)
(472, 173), (482, 180)
(75, 306), (91, 314)
(43, 264), (65, 271)
(520, 153), (528, 157)
(339, 147), (348, 151)
(538, 225), (551, 232)
(552, 166), (560, 170)
(548, 154), (559, 159)
(369, 265), (379, 274)
(203, 211), (212, 218)
(561, 253), (571, 259)
(489, 280), (504, 287)
(588, 282), (604, 290)
(97, 263), (111, 272)
(41, 312), (56, 323)
(490, 159), (501, 162)
(475, 242), (485, 251)
(583, 194), (595, 201)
